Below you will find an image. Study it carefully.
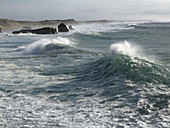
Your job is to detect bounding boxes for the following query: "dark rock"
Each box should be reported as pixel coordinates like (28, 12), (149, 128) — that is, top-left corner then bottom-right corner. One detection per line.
(0, 28), (2, 33)
(58, 23), (69, 32)
(12, 27), (57, 34)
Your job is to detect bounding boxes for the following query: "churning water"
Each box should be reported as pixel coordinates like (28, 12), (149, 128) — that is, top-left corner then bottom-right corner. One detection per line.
(0, 21), (170, 127)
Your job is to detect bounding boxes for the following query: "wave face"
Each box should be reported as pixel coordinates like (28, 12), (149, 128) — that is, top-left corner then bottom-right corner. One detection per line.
(0, 21), (170, 127)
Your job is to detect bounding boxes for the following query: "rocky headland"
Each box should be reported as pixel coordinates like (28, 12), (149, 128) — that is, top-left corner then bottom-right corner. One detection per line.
(0, 19), (78, 32)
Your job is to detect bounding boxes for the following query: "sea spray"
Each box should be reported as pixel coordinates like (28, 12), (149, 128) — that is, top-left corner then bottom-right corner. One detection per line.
(109, 41), (158, 65)
(110, 41), (140, 58)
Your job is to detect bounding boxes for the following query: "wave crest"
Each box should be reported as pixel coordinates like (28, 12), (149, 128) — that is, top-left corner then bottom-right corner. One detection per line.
(110, 41), (140, 57)
(22, 37), (74, 54)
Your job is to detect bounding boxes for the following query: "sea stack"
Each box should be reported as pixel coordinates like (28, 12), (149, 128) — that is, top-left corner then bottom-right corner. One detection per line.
(58, 23), (69, 32)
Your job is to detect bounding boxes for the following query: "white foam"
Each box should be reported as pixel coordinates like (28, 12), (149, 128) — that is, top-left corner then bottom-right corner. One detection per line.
(77, 23), (113, 34)
(76, 22), (139, 35)
(23, 37), (74, 54)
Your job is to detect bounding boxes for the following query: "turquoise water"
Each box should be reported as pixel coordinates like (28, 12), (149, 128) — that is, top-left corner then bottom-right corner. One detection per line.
(0, 21), (170, 127)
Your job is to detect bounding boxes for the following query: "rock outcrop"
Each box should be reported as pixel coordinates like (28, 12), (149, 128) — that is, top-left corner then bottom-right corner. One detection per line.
(12, 27), (57, 34)
(58, 23), (69, 32)
(0, 19), (78, 32)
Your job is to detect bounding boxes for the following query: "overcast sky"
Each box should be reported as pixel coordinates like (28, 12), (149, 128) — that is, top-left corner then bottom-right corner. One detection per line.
(1, 0), (170, 21)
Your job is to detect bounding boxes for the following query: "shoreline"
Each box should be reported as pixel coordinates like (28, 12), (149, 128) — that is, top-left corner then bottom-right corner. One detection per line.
(0, 19), (113, 32)
(0, 18), (155, 33)
(0, 19), (79, 32)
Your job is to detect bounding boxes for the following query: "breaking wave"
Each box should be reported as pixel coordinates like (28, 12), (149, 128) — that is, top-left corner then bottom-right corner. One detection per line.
(78, 41), (170, 85)
(17, 37), (75, 54)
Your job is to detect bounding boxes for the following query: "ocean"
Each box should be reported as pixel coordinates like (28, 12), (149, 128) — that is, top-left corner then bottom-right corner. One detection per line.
(0, 21), (170, 127)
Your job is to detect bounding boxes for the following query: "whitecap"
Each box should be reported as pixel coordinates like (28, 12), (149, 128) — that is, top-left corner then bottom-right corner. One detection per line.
(110, 41), (139, 57)
(109, 41), (156, 64)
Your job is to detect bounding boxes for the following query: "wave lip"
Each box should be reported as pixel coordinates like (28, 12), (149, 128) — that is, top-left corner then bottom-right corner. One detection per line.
(109, 40), (157, 64)
(22, 37), (75, 54)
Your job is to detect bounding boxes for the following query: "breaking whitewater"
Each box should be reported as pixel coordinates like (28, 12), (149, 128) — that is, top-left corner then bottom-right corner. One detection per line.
(0, 21), (170, 127)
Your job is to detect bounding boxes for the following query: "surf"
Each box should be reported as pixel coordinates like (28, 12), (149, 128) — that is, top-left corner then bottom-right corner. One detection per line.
(75, 41), (170, 86)
(1, 21), (170, 128)
(17, 37), (75, 54)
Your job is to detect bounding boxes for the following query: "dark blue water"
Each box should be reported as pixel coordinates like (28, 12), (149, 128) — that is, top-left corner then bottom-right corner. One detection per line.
(0, 21), (170, 127)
